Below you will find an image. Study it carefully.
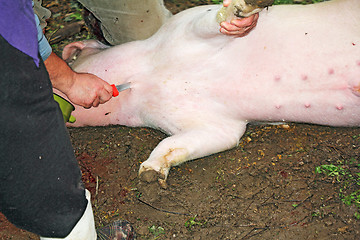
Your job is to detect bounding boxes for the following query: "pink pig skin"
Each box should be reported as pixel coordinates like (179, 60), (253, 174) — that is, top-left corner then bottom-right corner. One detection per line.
(62, 0), (360, 187)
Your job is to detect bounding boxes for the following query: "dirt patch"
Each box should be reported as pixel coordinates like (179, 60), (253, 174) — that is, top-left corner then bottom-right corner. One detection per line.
(1, 1), (359, 239)
(71, 124), (360, 240)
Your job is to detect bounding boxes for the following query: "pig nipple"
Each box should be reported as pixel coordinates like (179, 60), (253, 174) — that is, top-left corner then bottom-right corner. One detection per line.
(336, 104), (344, 110)
(301, 74), (308, 81)
(304, 103), (311, 108)
(328, 68), (335, 75)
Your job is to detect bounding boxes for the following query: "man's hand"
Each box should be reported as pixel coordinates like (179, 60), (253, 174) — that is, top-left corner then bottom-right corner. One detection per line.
(44, 52), (113, 108)
(65, 72), (113, 108)
(220, 0), (259, 37)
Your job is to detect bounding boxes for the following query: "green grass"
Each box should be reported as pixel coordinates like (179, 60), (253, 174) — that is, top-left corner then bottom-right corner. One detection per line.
(185, 215), (207, 230)
(148, 225), (165, 239)
(315, 158), (360, 220)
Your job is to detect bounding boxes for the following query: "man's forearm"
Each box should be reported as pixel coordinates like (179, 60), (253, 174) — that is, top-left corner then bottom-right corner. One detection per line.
(44, 52), (76, 94)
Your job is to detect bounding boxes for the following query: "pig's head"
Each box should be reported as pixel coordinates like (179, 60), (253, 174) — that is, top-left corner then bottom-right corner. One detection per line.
(217, 0), (274, 22)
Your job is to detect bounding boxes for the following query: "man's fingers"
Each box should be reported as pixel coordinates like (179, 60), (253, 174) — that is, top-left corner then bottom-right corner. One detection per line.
(221, 21), (242, 32)
(231, 13), (258, 28)
(104, 83), (114, 96)
(220, 13), (259, 36)
(99, 88), (112, 104)
(92, 97), (100, 108)
(220, 27), (250, 37)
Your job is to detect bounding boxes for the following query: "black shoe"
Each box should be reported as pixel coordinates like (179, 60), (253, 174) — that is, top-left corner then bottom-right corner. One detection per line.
(96, 220), (136, 240)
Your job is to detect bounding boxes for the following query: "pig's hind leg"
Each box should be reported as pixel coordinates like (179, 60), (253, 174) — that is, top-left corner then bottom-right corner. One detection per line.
(139, 121), (247, 188)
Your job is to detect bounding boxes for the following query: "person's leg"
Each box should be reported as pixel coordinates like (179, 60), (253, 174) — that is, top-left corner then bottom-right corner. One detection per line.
(78, 0), (172, 45)
(0, 34), (136, 240)
(0, 35), (94, 239)
(40, 190), (96, 240)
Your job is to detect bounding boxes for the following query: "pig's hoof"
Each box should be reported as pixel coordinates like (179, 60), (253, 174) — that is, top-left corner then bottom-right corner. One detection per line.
(140, 169), (159, 183)
(139, 168), (168, 189)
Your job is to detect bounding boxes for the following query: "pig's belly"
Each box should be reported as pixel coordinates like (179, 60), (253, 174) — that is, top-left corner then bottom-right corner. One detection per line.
(139, 44), (360, 130)
(138, 62), (360, 135)
(148, 6), (360, 128)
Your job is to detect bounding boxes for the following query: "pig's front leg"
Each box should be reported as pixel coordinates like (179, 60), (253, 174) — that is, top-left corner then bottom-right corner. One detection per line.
(139, 122), (247, 188)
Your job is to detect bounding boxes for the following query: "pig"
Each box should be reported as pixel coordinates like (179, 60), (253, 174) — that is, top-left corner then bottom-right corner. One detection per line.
(61, 0), (360, 188)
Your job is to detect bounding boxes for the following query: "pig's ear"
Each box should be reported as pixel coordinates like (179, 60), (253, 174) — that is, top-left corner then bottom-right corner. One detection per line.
(62, 41), (86, 62)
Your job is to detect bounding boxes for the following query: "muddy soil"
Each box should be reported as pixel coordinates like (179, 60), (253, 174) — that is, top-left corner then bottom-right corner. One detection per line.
(1, 1), (359, 239)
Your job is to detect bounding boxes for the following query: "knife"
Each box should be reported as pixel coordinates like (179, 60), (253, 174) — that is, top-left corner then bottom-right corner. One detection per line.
(111, 82), (131, 97)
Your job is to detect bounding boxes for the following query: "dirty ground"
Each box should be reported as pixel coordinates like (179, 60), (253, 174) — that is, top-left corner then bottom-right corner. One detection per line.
(0, 0), (359, 239)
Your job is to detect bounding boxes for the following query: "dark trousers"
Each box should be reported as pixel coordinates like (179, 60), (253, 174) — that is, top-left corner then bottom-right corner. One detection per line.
(0, 35), (87, 238)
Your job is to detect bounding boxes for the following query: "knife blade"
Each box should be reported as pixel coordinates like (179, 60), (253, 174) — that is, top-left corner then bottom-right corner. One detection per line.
(111, 82), (131, 97)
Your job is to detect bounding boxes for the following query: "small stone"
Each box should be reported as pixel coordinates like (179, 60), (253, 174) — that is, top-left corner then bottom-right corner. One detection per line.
(324, 221), (333, 226)
(338, 226), (349, 233)
(137, 225), (149, 235)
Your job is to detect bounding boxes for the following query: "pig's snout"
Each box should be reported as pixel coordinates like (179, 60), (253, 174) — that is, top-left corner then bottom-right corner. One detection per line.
(217, 0), (274, 22)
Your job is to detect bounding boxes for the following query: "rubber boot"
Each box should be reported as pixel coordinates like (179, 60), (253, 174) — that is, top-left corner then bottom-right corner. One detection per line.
(40, 189), (96, 240)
